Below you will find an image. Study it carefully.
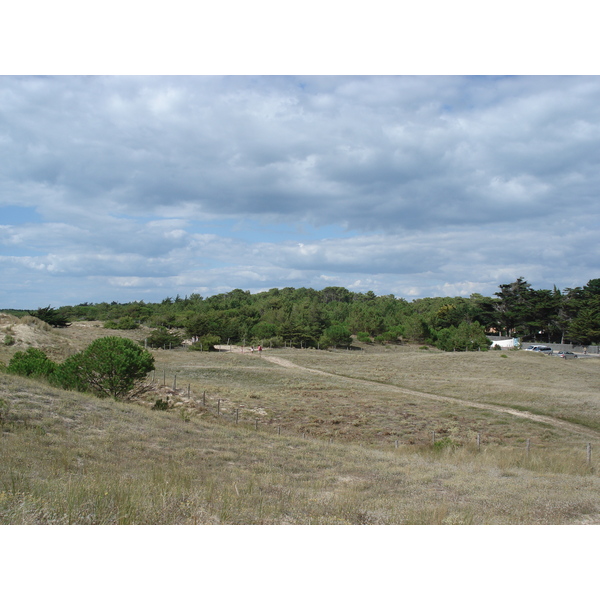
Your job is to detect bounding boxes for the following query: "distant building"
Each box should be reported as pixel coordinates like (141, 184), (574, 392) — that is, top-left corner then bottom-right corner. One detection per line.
(488, 337), (520, 349)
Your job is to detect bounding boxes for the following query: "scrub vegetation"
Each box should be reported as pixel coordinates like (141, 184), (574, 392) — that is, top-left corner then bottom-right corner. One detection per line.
(2, 279), (600, 524)
(5, 277), (600, 352)
(1, 318), (600, 524)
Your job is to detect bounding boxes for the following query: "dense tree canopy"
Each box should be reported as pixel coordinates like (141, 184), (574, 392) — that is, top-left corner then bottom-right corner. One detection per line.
(30, 278), (600, 351)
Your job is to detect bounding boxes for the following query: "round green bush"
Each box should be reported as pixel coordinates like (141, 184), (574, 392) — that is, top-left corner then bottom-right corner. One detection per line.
(52, 337), (154, 400)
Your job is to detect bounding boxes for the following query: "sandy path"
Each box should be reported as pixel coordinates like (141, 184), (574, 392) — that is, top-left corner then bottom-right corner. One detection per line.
(259, 354), (600, 440)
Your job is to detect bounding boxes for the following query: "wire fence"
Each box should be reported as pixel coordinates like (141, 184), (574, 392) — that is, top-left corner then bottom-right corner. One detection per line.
(144, 367), (597, 466)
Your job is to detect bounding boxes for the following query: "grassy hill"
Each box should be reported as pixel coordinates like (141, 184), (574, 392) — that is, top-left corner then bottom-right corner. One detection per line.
(2, 319), (600, 524)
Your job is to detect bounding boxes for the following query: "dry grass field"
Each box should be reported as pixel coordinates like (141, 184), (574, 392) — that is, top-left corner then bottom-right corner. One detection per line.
(2, 317), (600, 524)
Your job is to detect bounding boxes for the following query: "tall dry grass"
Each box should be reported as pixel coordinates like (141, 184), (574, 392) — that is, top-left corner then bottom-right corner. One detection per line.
(2, 369), (599, 524)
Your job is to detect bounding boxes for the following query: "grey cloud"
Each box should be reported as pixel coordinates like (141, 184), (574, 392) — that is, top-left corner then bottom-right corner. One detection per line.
(4, 76), (599, 233)
(2, 76), (600, 307)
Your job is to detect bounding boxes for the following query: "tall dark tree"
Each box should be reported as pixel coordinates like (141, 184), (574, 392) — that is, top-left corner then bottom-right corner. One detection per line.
(29, 306), (70, 328)
(493, 278), (532, 336)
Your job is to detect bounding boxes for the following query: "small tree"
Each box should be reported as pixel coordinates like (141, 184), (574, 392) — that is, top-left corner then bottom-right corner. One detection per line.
(188, 334), (221, 352)
(434, 322), (491, 352)
(320, 324), (353, 348)
(145, 327), (183, 349)
(103, 316), (139, 330)
(53, 337), (154, 400)
(28, 306), (70, 328)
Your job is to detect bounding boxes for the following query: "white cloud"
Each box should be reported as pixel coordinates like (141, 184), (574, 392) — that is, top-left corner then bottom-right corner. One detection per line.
(1, 75), (600, 307)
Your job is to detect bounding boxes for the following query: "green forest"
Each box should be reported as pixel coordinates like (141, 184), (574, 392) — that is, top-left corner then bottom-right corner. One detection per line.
(7, 277), (600, 351)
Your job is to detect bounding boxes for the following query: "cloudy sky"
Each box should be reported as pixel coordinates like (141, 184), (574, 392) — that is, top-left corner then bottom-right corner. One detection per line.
(1, 74), (599, 308)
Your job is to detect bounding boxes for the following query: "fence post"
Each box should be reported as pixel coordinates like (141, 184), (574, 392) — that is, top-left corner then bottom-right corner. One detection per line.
(432, 431), (436, 444)
(587, 443), (592, 466)
(255, 418), (258, 431)
(236, 409), (239, 424)
(163, 369), (166, 386)
(395, 440), (399, 449)
(526, 438), (531, 457)
(217, 399), (220, 416)
(187, 383), (190, 399)
(477, 432), (481, 451)
(203, 391), (206, 406)
(278, 426), (281, 435)
(173, 374), (177, 390)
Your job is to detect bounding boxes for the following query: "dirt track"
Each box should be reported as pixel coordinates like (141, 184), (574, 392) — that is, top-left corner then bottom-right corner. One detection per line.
(256, 353), (600, 440)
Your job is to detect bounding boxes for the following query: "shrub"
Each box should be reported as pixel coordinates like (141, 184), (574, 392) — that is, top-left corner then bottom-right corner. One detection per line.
(27, 306), (70, 328)
(432, 437), (459, 451)
(433, 322), (491, 352)
(188, 334), (221, 352)
(103, 316), (139, 330)
(145, 327), (183, 349)
(52, 337), (154, 400)
(151, 397), (170, 410)
(51, 353), (92, 394)
(321, 324), (352, 348)
(356, 332), (372, 344)
(3, 334), (15, 346)
(7, 348), (57, 378)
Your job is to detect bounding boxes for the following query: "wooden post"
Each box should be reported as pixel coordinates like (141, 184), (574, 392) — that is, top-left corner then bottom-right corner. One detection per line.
(173, 374), (177, 390)
(477, 432), (481, 451)
(432, 431), (436, 444)
(255, 418), (258, 431)
(236, 409), (239, 424)
(217, 399), (221, 416)
(395, 440), (399, 449)
(203, 391), (206, 406)
(526, 439), (531, 457)
(302, 432), (306, 439)
(278, 426), (281, 435)
(187, 383), (190, 398)
(163, 370), (166, 386)
(587, 443), (592, 466)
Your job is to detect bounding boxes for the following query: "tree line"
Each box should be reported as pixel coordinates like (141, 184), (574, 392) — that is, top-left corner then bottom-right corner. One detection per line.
(14, 278), (600, 351)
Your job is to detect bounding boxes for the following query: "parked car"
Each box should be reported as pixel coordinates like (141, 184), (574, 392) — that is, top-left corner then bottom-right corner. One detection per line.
(524, 345), (553, 354)
(556, 351), (578, 359)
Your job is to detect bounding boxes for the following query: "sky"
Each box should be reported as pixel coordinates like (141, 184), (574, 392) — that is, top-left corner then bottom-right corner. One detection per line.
(1, 74), (600, 308)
